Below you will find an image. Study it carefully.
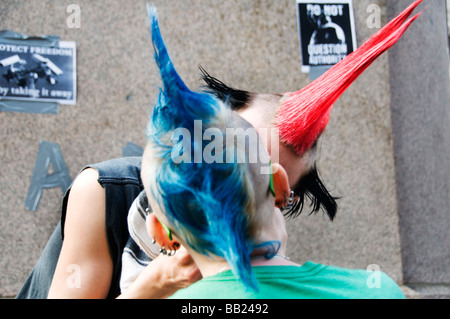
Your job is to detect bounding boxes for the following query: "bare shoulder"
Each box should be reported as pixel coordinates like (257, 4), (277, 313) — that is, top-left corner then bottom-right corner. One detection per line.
(70, 167), (102, 196)
(48, 167), (113, 298)
(64, 168), (105, 231)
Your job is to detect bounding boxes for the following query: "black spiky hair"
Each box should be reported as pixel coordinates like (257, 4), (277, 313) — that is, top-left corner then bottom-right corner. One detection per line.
(199, 66), (253, 111)
(285, 164), (338, 221)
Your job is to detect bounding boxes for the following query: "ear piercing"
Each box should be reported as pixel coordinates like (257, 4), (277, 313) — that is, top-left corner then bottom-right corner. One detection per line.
(152, 238), (180, 257)
(159, 246), (177, 256)
(282, 191), (295, 210)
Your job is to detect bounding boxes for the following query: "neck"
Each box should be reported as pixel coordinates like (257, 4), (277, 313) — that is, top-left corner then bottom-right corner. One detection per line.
(188, 208), (299, 278)
(190, 248), (298, 279)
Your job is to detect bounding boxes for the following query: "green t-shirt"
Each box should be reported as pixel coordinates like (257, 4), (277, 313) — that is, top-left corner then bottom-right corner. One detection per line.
(169, 261), (405, 299)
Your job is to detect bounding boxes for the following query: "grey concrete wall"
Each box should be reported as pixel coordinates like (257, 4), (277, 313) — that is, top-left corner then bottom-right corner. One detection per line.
(387, 0), (450, 298)
(0, 0), (446, 298)
(1, 0), (154, 296)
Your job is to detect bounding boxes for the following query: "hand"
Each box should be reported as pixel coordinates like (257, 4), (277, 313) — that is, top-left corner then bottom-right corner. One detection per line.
(118, 246), (202, 299)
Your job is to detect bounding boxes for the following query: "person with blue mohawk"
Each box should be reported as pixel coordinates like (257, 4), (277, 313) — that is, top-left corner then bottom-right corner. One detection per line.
(128, 7), (405, 299)
(139, 5), (294, 295)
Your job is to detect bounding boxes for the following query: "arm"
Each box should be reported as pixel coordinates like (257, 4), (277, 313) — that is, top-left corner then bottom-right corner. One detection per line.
(118, 246), (202, 299)
(47, 168), (113, 298)
(47, 168), (201, 299)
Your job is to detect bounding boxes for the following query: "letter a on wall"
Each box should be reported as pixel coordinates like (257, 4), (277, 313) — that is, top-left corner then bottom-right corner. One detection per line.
(25, 141), (72, 211)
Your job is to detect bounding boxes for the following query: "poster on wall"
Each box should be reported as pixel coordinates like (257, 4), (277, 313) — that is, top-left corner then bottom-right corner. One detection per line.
(0, 41), (76, 105)
(297, 0), (357, 73)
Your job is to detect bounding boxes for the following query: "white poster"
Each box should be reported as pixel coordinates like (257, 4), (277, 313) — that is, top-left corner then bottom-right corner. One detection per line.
(297, 0), (357, 73)
(0, 41), (76, 105)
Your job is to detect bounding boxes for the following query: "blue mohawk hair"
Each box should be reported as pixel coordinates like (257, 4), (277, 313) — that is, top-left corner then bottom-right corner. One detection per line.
(146, 5), (219, 137)
(145, 6), (261, 291)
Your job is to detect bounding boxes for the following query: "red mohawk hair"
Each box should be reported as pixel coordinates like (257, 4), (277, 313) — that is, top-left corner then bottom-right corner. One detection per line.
(277, 0), (423, 155)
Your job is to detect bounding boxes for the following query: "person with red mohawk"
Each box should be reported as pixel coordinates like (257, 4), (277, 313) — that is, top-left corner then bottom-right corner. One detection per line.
(202, 0), (424, 222)
(16, 0), (423, 299)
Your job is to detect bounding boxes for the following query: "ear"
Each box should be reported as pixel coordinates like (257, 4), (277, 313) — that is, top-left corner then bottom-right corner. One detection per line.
(271, 163), (291, 208)
(146, 213), (180, 251)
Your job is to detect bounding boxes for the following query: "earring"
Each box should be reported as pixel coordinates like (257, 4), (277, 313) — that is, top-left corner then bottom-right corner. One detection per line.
(166, 249), (177, 257)
(283, 191), (295, 210)
(158, 243), (180, 257)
